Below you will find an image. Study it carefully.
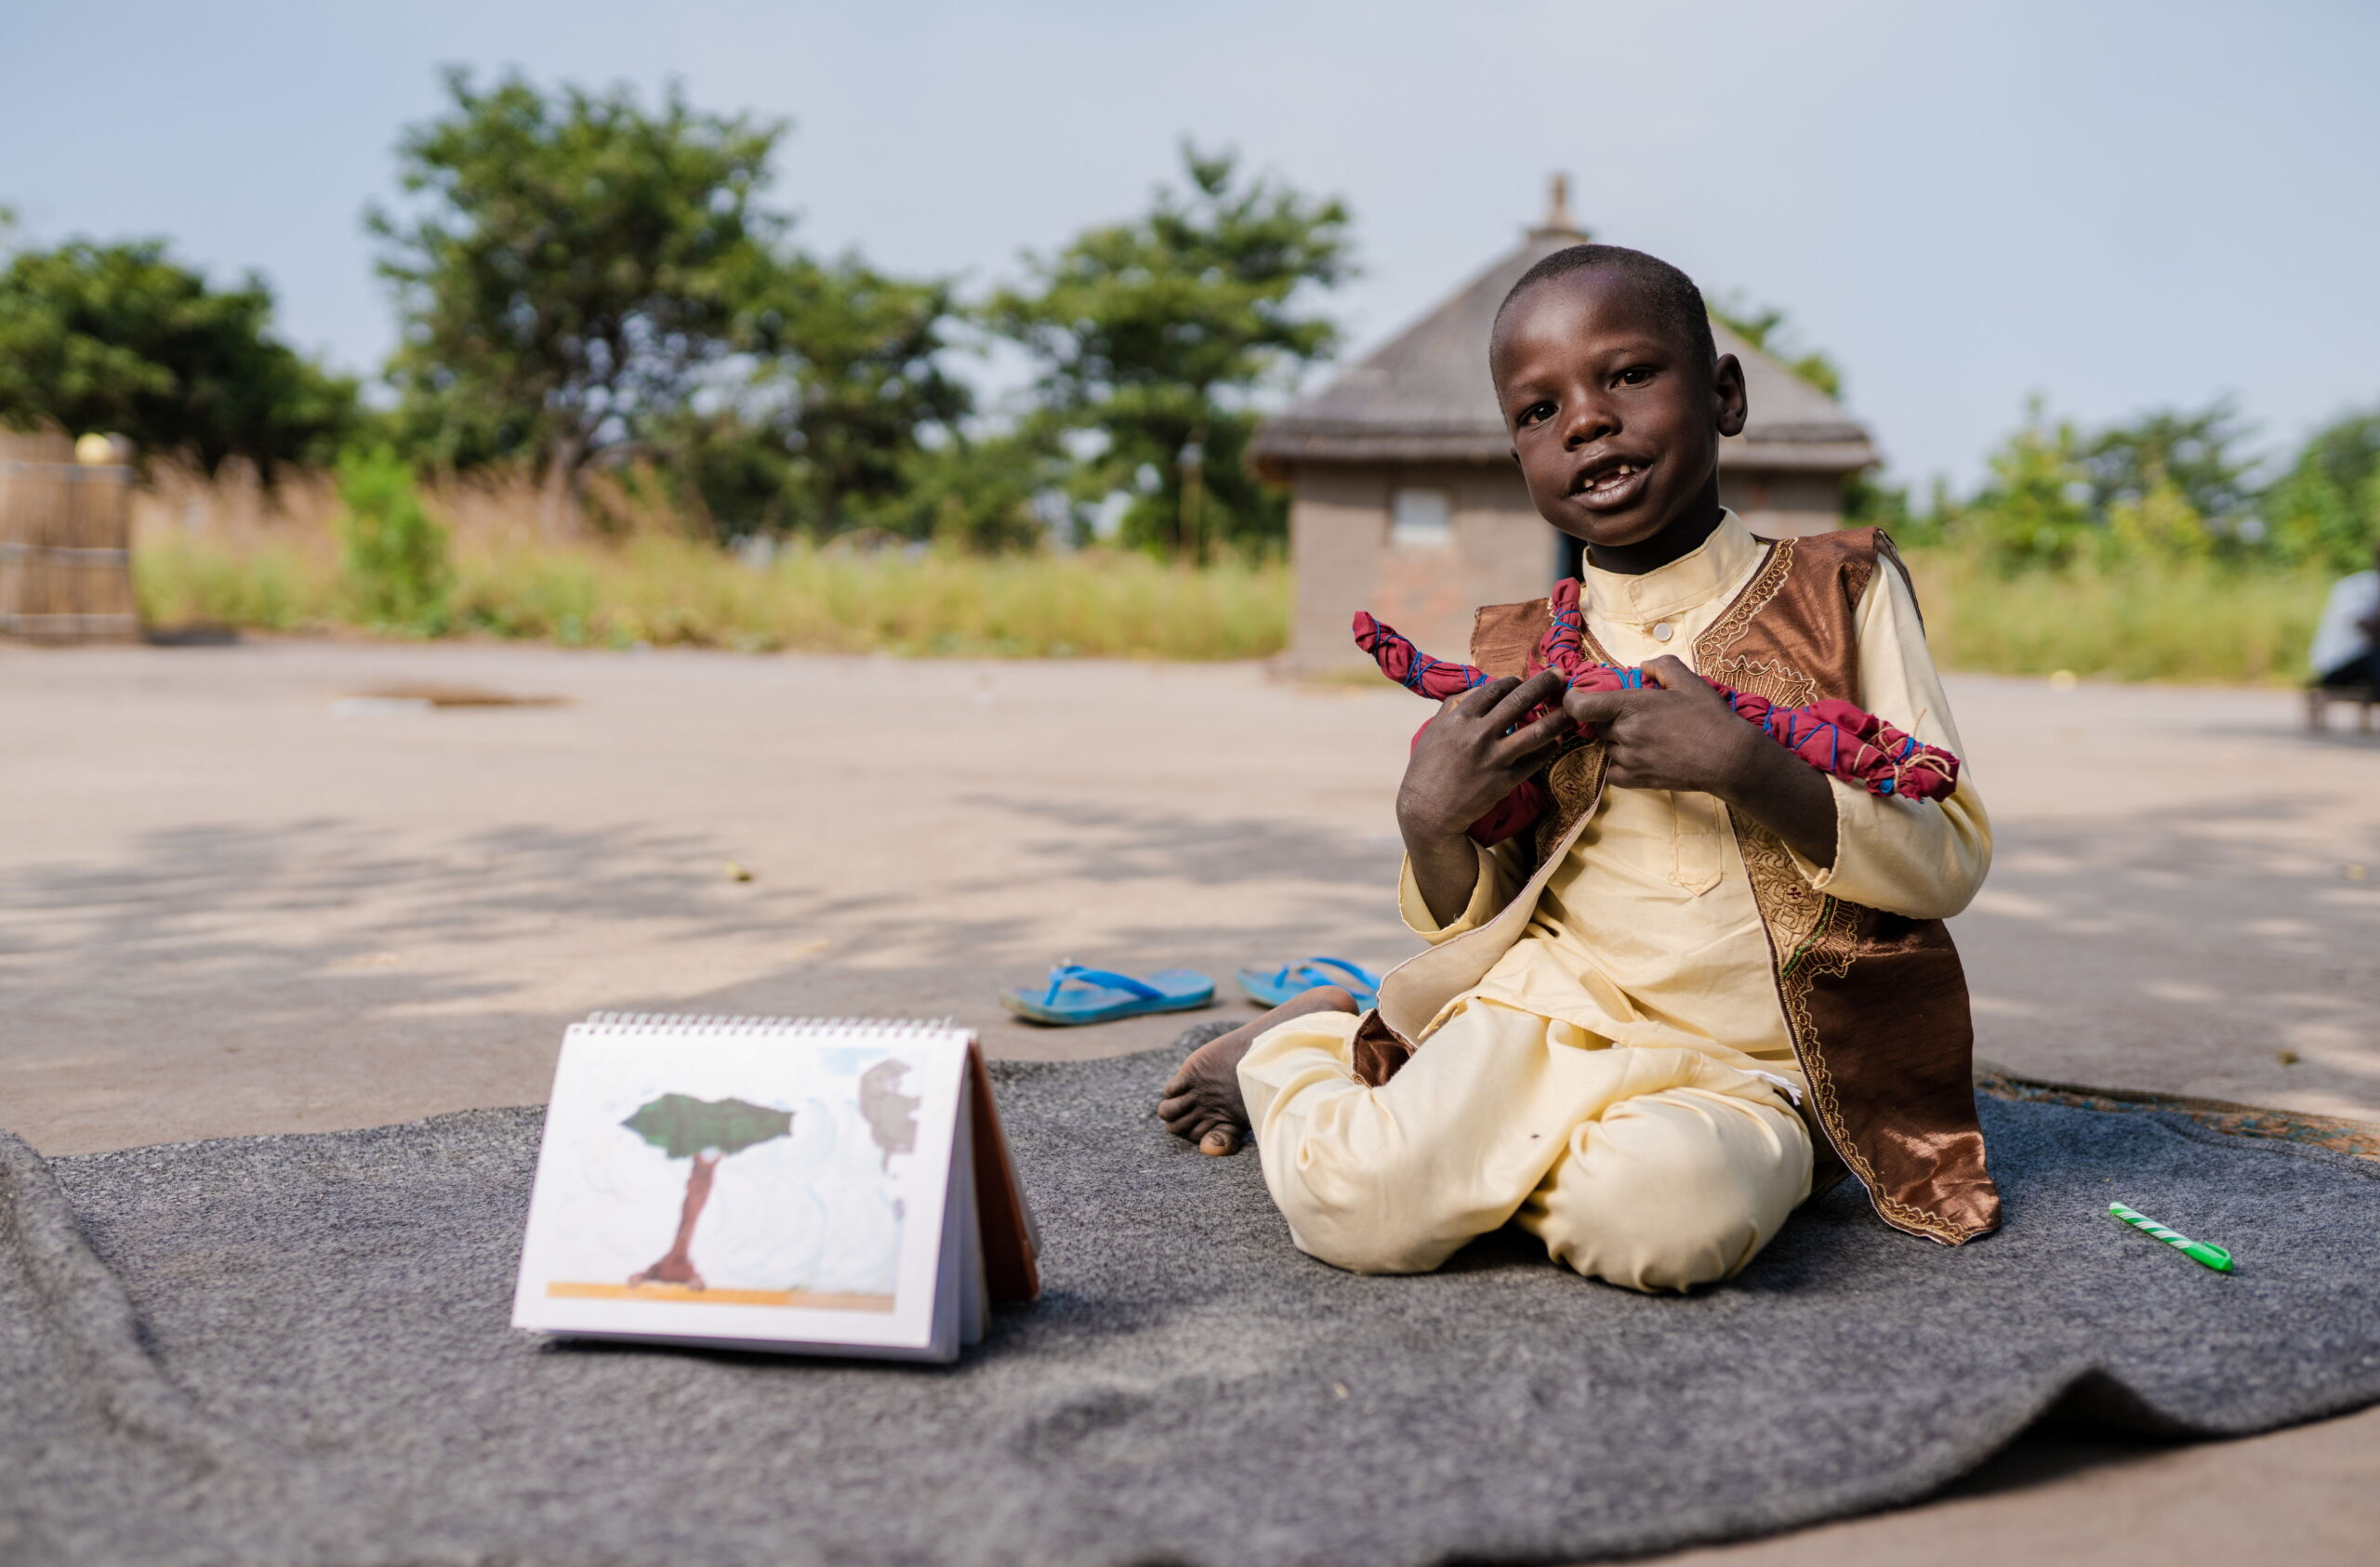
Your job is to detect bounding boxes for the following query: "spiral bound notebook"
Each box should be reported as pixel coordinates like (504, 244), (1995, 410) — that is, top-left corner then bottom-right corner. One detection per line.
(511, 1014), (1038, 1363)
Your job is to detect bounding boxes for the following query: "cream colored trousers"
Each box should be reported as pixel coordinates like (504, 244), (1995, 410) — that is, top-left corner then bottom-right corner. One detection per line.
(1236, 1000), (1814, 1294)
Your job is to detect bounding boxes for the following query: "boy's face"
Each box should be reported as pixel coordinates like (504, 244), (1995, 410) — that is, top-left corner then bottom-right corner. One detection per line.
(1491, 272), (1747, 553)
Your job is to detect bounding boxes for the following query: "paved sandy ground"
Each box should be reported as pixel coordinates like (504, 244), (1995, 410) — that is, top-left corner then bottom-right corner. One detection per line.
(6, 638), (2378, 1562)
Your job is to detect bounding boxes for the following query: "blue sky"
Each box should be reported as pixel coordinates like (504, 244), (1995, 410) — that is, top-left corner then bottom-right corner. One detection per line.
(3, 0), (2374, 490)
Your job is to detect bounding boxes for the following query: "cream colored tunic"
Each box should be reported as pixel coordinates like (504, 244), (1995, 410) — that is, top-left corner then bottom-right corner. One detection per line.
(1238, 514), (1992, 1293)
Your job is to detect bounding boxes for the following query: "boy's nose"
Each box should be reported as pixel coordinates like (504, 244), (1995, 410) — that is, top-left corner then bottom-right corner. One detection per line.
(1562, 400), (1618, 447)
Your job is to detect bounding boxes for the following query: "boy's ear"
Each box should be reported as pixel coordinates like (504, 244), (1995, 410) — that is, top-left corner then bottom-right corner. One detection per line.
(1712, 354), (1749, 440)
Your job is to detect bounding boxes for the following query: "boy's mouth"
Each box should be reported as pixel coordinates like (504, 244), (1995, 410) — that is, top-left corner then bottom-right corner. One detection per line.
(1567, 453), (1655, 510)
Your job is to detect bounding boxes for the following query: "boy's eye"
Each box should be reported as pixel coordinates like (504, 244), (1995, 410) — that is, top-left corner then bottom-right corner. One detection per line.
(1516, 401), (1555, 426)
(1615, 366), (1655, 387)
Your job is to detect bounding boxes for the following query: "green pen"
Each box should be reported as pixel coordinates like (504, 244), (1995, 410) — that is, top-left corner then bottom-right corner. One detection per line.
(2109, 1203), (2234, 1272)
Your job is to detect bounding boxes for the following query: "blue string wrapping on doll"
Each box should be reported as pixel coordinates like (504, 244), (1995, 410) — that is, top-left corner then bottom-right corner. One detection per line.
(1752, 701), (1859, 783)
(1544, 586), (1669, 699)
(1401, 650), (1493, 694)
(1364, 587), (1959, 804)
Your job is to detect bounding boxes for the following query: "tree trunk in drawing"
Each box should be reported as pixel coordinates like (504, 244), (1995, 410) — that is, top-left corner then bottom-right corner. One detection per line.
(632, 1151), (721, 1288)
(620, 1094), (794, 1292)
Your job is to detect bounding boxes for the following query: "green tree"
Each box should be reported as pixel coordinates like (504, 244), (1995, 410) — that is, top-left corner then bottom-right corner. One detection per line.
(620, 1093), (794, 1291)
(0, 237), (357, 478)
(2262, 405), (2380, 572)
(1708, 296), (1844, 399)
(1843, 468), (1921, 539)
(371, 69), (783, 534)
(728, 255), (975, 536)
(878, 431), (1064, 552)
(986, 145), (1352, 557)
(641, 256), (980, 542)
(2106, 470), (2212, 562)
(2078, 398), (2257, 533)
(336, 446), (452, 632)
(1950, 400), (2096, 570)
(645, 406), (799, 539)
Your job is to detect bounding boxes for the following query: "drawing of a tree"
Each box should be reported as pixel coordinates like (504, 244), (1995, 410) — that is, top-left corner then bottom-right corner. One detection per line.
(621, 1094), (793, 1290)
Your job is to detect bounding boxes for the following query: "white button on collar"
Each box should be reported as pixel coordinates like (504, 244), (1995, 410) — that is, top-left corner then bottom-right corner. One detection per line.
(1653, 622), (1674, 642)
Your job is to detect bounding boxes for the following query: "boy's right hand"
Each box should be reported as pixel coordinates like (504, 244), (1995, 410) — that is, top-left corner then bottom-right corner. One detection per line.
(1396, 670), (1573, 838)
(1396, 670), (1571, 924)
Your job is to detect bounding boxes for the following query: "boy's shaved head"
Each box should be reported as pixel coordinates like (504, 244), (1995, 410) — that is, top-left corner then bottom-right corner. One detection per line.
(1492, 244), (1714, 378)
(1486, 240), (1746, 570)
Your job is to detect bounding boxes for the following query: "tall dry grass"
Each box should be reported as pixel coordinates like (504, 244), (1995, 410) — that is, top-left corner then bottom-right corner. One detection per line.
(1903, 549), (2330, 686)
(127, 466), (2336, 682)
(134, 528), (1293, 661)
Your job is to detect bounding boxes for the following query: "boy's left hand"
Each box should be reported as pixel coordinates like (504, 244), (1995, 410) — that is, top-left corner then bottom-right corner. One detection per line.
(1563, 654), (1839, 869)
(1560, 655), (1760, 797)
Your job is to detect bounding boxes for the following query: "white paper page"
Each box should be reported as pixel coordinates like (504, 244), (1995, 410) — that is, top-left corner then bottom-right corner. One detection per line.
(512, 1018), (970, 1356)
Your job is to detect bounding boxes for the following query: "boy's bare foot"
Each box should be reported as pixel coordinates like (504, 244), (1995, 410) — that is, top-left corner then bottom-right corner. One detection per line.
(1158, 985), (1360, 1156)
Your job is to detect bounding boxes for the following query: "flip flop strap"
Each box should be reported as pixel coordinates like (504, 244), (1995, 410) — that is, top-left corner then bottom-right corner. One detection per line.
(1042, 964), (1164, 1007)
(1293, 956), (1379, 994)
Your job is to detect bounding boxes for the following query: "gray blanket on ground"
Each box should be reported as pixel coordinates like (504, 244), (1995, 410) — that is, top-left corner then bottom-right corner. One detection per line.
(7, 1045), (2380, 1567)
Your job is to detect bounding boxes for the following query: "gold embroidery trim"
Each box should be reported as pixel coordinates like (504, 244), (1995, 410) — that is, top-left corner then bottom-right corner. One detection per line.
(1733, 817), (1826, 959)
(1706, 653), (1819, 710)
(1693, 537), (1796, 663)
(1533, 614), (1621, 856)
(1730, 810), (1965, 1243)
(1536, 743), (1607, 863)
(1699, 538), (1970, 1244)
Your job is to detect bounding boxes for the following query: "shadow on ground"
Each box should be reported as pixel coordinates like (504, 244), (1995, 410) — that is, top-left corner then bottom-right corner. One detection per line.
(1956, 794), (2380, 1113)
(0, 797), (1413, 1152)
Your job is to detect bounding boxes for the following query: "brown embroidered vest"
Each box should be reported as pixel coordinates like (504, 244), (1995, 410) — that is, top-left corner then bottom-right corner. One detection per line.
(1371, 527), (2002, 1247)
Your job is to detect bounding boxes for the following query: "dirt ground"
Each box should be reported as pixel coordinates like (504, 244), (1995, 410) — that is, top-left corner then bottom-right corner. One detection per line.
(7, 639), (2378, 1561)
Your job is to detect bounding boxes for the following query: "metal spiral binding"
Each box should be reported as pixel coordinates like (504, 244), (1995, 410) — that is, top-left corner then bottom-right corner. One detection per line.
(575, 1012), (963, 1040)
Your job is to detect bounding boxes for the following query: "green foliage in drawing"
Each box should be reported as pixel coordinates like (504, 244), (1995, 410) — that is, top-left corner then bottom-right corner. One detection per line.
(623, 1094), (793, 1161)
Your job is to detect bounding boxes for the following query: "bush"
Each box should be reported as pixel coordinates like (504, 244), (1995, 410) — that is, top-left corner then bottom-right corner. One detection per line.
(1941, 404), (2097, 571)
(2105, 474), (2213, 564)
(335, 447), (451, 631)
(2261, 406), (2380, 573)
(865, 435), (1057, 553)
(1936, 399), (2380, 577)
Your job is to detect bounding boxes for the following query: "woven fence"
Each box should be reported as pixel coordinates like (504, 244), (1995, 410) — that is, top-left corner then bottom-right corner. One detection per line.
(0, 429), (138, 641)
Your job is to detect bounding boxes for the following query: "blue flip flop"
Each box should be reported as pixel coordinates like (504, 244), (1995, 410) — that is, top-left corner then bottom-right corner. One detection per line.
(1236, 957), (1382, 1010)
(1000, 963), (1215, 1026)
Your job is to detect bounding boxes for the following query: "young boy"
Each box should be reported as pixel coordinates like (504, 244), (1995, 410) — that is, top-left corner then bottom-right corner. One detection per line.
(1158, 244), (1998, 1293)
